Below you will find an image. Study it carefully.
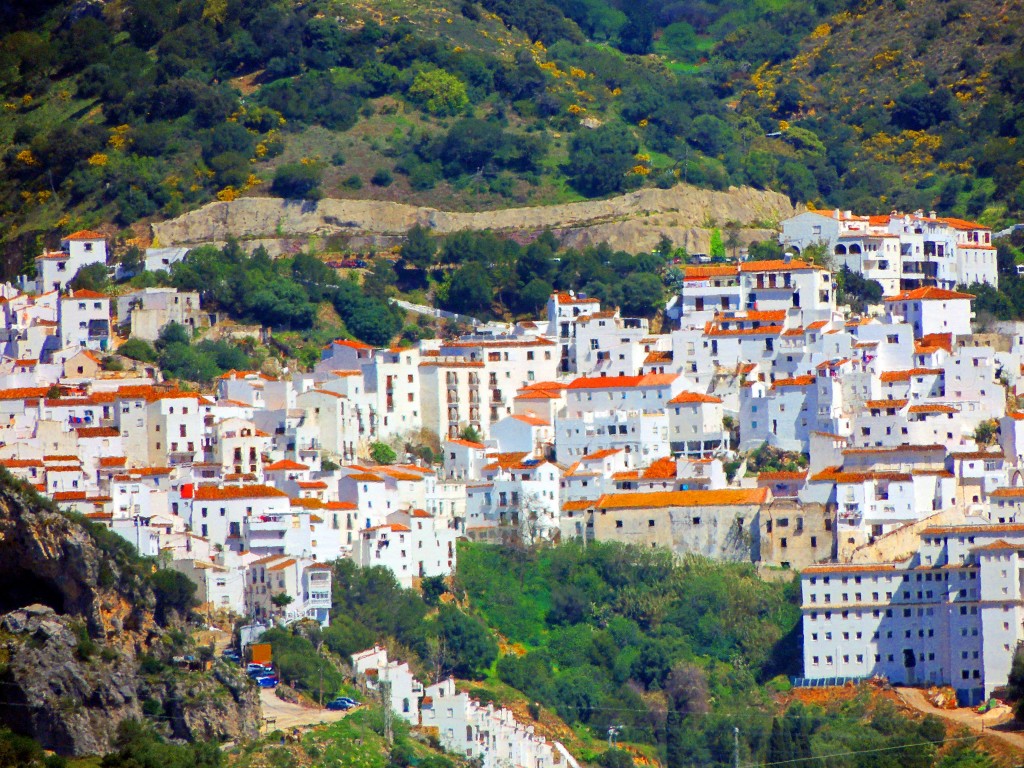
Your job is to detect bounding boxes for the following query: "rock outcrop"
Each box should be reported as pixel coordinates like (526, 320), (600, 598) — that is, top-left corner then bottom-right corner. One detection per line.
(0, 478), (261, 755)
(151, 184), (796, 253)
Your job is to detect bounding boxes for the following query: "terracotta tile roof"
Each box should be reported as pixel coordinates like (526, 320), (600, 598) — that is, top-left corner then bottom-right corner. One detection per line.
(865, 399), (908, 409)
(885, 287), (975, 302)
(935, 216), (988, 231)
(950, 451), (1003, 460)
(803, 563), (898, 575)
(580, 448), (621, 461)
(418, 360), (484, 368)
(0, 459), (43, 467)
(0, 387), (51, 400)
(921, 523), (1024, 536)
(268, 559), (297, 571)
(567, 373), (677, 390)
(63, 230), (106, 241)
(772, 375), (816, 389)
(64, 289), (108, 300)
(706, 324), (784, 337)
(641, 457), (677, 479)
(53, 491), (87, 501)
(483, 452), (531, 471)
(758, 470), (807, 481)
(562, 499), (597, 511)
(918, 333), (953, 352)
(43, 454), (79, 462)
(345, 472), (384, 482)
(879, 368), (943, 382)
(739, 259), (824, 272)
(332, 338), (372, 350)
(218, 369), (275, 381)
(446, 438), (486, 449)
(554, 292), (600, 305)
(325, 501), (357, 510)
(596, 488), (768, 509)
(75, 426), (119, 438)
(682, 264), (737, 279)
(296, 480), (328, 489)
(668, 391), (722, 404)
(363, 523), (411, 533)
(908, 404), (957, 414)
(972, 539), (1017, 551)
(510, 414), (549, 426)
(811, 467), (912, 483)
(989, 488), (1024, 498)
(266, 460), (310, 471)
(410, 508), (433, 518)
(644, 351), (673, 364)
(193, 485), (288, 500)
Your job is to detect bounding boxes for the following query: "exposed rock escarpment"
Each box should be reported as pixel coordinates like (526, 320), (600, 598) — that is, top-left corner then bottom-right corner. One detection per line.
(0, 479), (260, 755)
(151, 184), (796, 253)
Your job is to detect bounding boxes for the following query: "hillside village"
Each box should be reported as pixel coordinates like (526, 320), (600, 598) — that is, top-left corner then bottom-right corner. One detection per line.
(3, 208), (1024, 731)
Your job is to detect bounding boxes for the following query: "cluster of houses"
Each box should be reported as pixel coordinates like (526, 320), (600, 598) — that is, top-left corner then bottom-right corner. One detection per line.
(353, 646), (579, 768)
(3, 212), (1024, 708)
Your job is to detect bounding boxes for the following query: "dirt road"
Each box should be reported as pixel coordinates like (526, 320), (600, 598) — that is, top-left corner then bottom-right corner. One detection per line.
(259, 688), (355, 731)
(896, 687), (1024, 752)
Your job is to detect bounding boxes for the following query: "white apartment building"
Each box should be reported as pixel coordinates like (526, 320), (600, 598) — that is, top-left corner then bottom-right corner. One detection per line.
(245, 554), (332, 626)
(58, 290), (110, 352)
(780, 209), (996, 294)
(354, 509), (457, 588)
(800, 522), (1024, 706)
(33, 231), (108, 294)
(351, 646), (424, 725)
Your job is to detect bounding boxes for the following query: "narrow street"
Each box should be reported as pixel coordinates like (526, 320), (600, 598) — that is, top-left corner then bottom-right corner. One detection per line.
(895, 687), (1024, 753)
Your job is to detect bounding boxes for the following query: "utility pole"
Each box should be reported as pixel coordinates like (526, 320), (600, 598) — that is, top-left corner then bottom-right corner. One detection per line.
(733, 726), (740, 768)
(381, 678), (394, 745)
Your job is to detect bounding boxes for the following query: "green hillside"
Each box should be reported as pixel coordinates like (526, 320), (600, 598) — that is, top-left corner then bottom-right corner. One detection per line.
(1, 0), (1023, 269)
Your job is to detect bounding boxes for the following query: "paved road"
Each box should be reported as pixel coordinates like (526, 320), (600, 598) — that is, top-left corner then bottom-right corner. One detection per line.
(259, 688), (355, 730)
(896, 687), (1024, 752)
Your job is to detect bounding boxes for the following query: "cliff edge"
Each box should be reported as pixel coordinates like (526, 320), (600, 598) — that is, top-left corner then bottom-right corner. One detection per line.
(0, 475), (261, 755)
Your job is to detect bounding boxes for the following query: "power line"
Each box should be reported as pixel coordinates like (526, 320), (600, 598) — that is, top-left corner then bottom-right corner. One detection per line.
(742, 733), (981, 768)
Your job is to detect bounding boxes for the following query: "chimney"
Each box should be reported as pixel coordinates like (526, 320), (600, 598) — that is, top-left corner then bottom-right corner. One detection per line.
(929, 210), (937, 219)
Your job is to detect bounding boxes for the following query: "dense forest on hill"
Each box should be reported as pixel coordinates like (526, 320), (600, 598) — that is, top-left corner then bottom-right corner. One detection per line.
(2, 0), (1023, 265)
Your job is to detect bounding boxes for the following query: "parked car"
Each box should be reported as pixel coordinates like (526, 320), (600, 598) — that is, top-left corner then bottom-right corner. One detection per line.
(326, 696), (359, 710)
(222, 650), (241, 663)
(255, 675), (278, 688)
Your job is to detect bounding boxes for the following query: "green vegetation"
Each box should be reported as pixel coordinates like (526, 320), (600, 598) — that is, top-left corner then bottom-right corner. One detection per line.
(370, 442), (398, 466)
(7, 0), (1024, 260)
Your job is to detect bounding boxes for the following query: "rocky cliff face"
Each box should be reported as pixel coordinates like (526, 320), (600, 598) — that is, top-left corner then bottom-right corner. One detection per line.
(0, 478), (261, 755)
(150, 183), (797, 253)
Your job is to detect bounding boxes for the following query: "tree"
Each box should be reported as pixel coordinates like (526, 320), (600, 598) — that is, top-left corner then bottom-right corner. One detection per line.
(459, 425), (482, 444)
(446, 263), (492, 314)
(401, 225), (437, 271)
(891, 83), (956, 131)
(271, 593), (294, 608)
(156, 321), (191, 349)
(149, 568), (198, 625)
(709, 229), (726, 260)
(434, 604), (498, 679)
(70, 262), (110, 293)
(620, 273), (664, 318)
(408, 69), (469, 116)
(271, 162), (323, 199)
(974, 420), (998, 447)
(118, 338), (158, 362)
(370, 441), (397, 465)
(566, 124), (638, 198)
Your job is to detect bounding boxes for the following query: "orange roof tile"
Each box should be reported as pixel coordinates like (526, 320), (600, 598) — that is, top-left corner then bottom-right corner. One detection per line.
(63, 230), (105, 241)
(884, 287), (975, 302)
(772, 375), (816, 389)
(682, 264), (737, 279)
(510, 414), (549, 426)
(580, 448), (621, 461)
(758, 470), (807, 481)
(908, 404), (957, 414)
(266, 460), (310, 471)
(879, 368), (943, 383)
(0, 459), (43, 467)
(567, 373), (677, 390)
(641, 457), (677, 480)
(332, 338), (372, 350)
(668, 391), (723, 404)
(865, 399), (908, 409)
(597, 488), (768, 509)
(644, 351), (673, 364)
(554, 292), (600, 305)
(446, 438), (486, 449)
(296, 480), (328, 489)
(563, 499), (597, 511)
(193, 485), (287, 501)
(922, 523), (1024, 535)
(75, 426), (119, 438)
(64, 289), (108, 300)
(739, 259), (824, 273)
